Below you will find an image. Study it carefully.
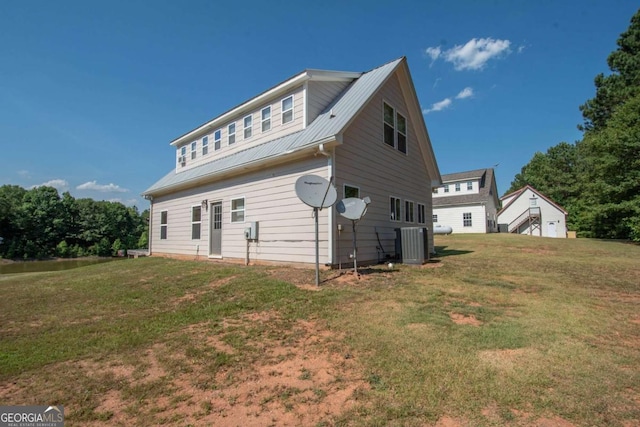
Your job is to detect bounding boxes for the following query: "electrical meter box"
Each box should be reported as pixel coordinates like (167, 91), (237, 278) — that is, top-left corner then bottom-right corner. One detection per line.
(244, 222), (259, 240)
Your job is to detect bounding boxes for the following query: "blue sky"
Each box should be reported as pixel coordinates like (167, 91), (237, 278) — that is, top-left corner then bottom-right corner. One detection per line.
(1, 1), (637, 209)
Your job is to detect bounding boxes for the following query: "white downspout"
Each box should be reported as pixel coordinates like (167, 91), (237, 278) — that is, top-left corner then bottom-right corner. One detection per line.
(316, 143), (333, 266)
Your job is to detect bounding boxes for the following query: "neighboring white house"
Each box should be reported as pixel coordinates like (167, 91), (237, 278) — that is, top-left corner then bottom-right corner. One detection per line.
(497, 185), (568, 238)
(143, 57), (441, 266)
(431, 168), (500, 234)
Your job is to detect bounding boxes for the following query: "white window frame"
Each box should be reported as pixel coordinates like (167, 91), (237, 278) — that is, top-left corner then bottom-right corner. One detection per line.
(282, 96), (293, 124)
(432, 214), (438, 223)
(444, 184), (449, 193)
(179, 146), (187, 167)
(230, 197), (245, 223)
(463, 212), (472, 227)
(228, 123), (236, 145)
(191, 205), (202, 240)
(261, 106), (271, 132)
(160, 211), (168, 239)
(432, 188), (439, 194)
(191, 141), (197, 160)
(405, 200), (415, 223)
(382, 101), (408, 154)
(390, 196), (401, 222)
(214, 129), (221, 150)
(467, 181), (473, 190)
(344, 184), (360, 199)
(417, 203), (426, 224)
(202, 136), (208, 155)
(243, 115), (252, 139)
(455, 183), (461, 192)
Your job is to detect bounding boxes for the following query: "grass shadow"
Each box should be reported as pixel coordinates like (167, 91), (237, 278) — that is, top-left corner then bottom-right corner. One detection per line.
(433, 246), (473, 258)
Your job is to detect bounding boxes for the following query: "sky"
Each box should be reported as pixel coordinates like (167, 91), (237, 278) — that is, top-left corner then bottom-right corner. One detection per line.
(1, 1), (637, 209)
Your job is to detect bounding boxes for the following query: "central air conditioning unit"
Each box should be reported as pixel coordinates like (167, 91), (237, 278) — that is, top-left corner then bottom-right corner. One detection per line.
(395, 227), (429, 264)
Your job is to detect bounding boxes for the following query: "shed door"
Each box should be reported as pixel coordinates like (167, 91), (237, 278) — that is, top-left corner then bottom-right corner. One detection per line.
(209, 201), (222, 256)
(547, 221), (557, 238)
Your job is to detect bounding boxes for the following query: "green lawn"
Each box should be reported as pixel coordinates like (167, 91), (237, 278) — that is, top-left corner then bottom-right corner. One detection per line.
(1, 234), (638, 426)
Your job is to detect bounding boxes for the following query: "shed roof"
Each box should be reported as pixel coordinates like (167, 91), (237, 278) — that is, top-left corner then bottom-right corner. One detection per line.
(143, 58), (410, 196)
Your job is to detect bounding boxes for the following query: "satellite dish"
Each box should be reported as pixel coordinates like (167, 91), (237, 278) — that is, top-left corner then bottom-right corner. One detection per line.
(336, 198), (368, 221)
(295, 175), (337, 209)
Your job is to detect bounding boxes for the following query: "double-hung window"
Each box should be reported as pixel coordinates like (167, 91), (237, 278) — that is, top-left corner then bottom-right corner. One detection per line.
(214, 130), (221, 150)
(202, 136), (209, 155)
(432, 214), (438, 223)
(231, 197), (245, 223)
(282, 96), (293, 124)
(383, 102), (407, 153)
(417, 203), (426, 224)
(444, 184), (449, 193)
(261, 106), (271, 132)
(191, 141), (197, 160)
(390, 197), (401, 222)
(467, 181), (473, 190)
(243, 115), (252, 139)
(405, 200), (415, 222)
(160, 211), (168, 239)
(455, 183), (461, 192)
(191, 206), (202, 240)
(463, 212), (472, 227)
(228, 123), (236, 145)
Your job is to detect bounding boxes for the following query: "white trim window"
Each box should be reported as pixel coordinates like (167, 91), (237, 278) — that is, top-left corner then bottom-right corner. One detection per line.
(405, 200), (415, 223)
(228, 123), (236, 145)
(191, 206), (202, 240)
(467, 181), (473, 190)
(382, 102), (408, 154)
(261, 106), (271, 132)
(417, 203), (426, 224)
(432, 214), (438, 223)
(243, 115), (252, 139)
(160, 211), (168, 239)
(282, 96), (293, 124)
(214, 129), (221, 150)
(463, 212), (472, 227)
(390, 196), (401, 222)
(344, 184), (360, 198)
(455, 183), (461, 192)
(432, 187), (439, 194)
(231, 197), (245, 223)
(191, 141), (197, 160)
(202, 136), (209, 155)
(444, 184), (449, 193)
(179, 146), (187, 167)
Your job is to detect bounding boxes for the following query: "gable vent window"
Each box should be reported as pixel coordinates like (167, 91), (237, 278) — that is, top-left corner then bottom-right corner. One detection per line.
(282, 96), (294, 124)
(383, 102), (408, 154)
(243, 115), (252, 139)
(228, 123), (236, 145)
(262, 106), (271, 132)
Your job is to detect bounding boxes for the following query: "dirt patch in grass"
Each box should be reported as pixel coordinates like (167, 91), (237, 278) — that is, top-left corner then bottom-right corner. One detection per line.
(2, 312), (366, 426)
(449, 312), (482, 326)
(172, 275), (238, 305)
(477, 348), (533, 370)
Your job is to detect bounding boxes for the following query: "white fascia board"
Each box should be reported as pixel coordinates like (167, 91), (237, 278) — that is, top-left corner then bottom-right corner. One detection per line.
(306, 69), (362, 82)
(170, 72), (311, 147)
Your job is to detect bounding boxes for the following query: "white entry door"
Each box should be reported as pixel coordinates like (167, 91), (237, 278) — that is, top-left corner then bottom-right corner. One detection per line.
(547, 221), (557, 238)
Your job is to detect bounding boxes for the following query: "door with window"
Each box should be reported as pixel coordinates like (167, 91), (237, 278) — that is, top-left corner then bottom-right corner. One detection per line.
(547, 221), (557, 238)
(209, 201), (222, 256)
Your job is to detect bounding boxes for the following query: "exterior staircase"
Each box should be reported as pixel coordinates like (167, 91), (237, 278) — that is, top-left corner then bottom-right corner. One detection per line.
(508, 207), (541, 236)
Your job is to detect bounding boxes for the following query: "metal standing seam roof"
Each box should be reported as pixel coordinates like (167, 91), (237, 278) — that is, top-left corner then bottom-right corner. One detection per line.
(432, 168), (497, 207)
(143, 57), (404, 196)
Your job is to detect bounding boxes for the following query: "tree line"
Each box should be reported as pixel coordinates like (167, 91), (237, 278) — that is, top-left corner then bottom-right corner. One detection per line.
(507, 9), (640, 241)
(0, 185), (148, 259)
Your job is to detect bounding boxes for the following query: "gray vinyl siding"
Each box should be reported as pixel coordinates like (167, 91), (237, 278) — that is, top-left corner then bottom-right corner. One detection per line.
(306, 80), (352, 125)
(175, 86), (306, 172)
(151, 156), (331, 263)
(334, 72), (435, 264)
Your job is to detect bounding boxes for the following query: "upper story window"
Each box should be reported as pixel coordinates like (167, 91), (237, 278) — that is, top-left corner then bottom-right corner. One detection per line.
(231, 197), (245, 223)
(282, 96), (293, 124)
(444, 184), (449, 193)
(432, 188), (438, 194)
(179, 146), (187, 167)
(455, 183), (461, 192)
(214, 130), (221, 150)
(383, 102), (407, 154)
(228, 123), (236, 145)
(390, 196), (401, 222)
(191, 141), (197, 159)
(530, 197), (538, 207)
(261, 106), (271, 132)
(243, 115), (252, 139)
(467, 181), (473, 190)
(202, 136), (209, 155)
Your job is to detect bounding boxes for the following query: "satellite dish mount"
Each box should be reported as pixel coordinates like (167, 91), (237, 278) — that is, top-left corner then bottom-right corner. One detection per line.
(336, 196), (371, 277)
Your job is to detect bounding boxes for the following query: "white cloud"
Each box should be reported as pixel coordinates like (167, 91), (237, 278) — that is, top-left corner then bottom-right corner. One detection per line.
(31, 179), (69, 191)
(423, 98), (452, 114)
(455, 87), (474, 99)
(76, 181), (129, 193)
(517, 45), (526, 54)
(426, 38), (511, 71)
(17, 170), (31, 178)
